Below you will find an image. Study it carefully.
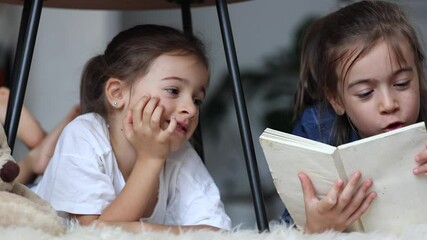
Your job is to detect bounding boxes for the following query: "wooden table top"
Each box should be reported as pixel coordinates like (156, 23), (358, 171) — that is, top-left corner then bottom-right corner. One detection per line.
(0, 0), (248, 10)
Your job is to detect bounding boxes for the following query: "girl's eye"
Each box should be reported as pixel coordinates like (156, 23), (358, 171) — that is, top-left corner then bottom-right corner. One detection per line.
(356, 89), (374, 99)
(194, 99), (203, 106)
(394, 80), (410, 89)
(166, 88), (179, 95)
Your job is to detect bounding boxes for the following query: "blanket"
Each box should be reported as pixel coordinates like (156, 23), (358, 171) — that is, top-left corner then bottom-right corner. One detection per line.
(3, 223), (427, 240)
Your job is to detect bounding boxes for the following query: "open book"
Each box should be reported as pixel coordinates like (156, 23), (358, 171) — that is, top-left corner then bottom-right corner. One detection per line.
(259, 122), (427, 233)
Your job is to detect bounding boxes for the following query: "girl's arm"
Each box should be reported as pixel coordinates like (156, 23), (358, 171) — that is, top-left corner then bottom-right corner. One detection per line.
(414, 143), (427, 176)
(299, 171), (377, 233)
(73, 215), (223, 233)
(100, 159), (163, 220)
(91, 220), (222, 233)
(74, 96), (176, 224)
(0, 87), (46, 148)
(71, 150), (164, 224)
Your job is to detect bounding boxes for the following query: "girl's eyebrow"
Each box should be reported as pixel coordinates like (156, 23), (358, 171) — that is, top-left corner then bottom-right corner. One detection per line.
(347, 79), (371, 90)
(161, 76), (206, 96)
(347, 66), (413, 89)
(393, 66), (413, 76)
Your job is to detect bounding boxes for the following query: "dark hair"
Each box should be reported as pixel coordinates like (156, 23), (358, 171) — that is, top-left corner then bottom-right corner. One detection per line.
(295, 0), (427, 145)
(293, 16), (325, 120)
(80, 24), (209, 118)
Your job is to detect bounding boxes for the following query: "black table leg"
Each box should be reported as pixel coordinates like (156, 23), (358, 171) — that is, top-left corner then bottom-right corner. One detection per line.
(5, 0), (43, 151)
(180, 1), (193, 35)
(215, 0), (269, 232)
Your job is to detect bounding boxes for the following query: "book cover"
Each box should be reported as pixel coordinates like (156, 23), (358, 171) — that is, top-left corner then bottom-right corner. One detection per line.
(259, 122), (427, 233)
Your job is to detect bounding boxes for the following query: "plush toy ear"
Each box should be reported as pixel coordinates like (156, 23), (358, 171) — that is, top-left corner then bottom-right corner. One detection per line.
(105, 78), (126, 109)
(0, 161), (19, 183)
(0, 124), (19, 186)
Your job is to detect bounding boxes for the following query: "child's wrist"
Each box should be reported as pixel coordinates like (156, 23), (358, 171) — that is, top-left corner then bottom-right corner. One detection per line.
(135, 156), (166, 166)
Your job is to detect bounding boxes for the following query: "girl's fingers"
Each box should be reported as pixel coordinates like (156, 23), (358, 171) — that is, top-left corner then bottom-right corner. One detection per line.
(336, 171), (361, 211)
(415, 144), (427, 164)
(132, 95), (150, 128)
(157, 116), (176, 145)
(165, 116), (177, 135)
(342, 178), (373, 217)
(413, 164), (427, 175)
(123, 110), (133, 139)
(141, 96), (158, 127)
(151, 105), (163, 132)
(299, 172), (318, 207)
(317, 178), (343, 214)
(414, 144), (427, 175)
(345, 192), (376, 226)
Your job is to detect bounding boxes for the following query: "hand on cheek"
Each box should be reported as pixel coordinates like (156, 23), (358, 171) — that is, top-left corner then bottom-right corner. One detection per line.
(414, 143), (427, 176)
(123, 95), (176, 161)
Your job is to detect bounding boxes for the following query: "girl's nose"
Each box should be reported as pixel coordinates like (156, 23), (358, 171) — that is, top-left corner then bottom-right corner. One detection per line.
(180, 98), (197, 118)
(379, 91), (399, 114)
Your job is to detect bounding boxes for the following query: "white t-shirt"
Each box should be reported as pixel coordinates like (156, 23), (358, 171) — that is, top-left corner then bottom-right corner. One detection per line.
(35, 113), (231, 229)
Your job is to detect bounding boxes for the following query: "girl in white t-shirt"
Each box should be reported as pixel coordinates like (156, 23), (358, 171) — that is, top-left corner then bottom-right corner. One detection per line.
(35, 24), (231, 233)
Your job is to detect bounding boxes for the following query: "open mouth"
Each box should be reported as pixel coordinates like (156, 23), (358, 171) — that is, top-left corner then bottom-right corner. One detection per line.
(384, 122), (404, 132)
(176, 123), (188, 133)
(166, 120), (188, 134)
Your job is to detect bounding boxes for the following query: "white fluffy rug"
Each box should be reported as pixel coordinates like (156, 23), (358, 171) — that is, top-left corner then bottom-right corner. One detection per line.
(3, 223), (427, 240)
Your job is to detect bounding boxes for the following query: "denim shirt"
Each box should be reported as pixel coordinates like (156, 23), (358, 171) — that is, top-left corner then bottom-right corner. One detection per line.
(292, 104), (338, 145)
(281, 104), (359, 226)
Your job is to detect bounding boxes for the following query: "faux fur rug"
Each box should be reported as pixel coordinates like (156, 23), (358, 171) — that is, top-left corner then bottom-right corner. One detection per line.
(3, 223), (427, 240)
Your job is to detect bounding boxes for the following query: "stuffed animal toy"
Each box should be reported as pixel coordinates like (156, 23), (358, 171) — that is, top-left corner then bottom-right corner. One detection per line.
(0, 125), (65, 235)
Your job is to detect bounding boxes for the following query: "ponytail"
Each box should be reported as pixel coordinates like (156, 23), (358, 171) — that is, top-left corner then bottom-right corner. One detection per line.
(80, 55), (108, 118)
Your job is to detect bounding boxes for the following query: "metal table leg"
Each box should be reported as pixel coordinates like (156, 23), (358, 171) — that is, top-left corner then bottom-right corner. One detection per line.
(180, 1), (193, 35)
(215, 0), (269, 232)
(5, 0), (43, 150)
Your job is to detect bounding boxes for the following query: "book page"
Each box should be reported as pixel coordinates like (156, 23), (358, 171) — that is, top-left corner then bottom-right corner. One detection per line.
(260, 129), (342, 229)
(337, 122), (427, 233)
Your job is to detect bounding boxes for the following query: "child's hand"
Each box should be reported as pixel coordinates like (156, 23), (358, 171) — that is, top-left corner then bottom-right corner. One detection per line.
(414, 143), (427, 176)
(299, 171), (376, 233)
(123, 95), (177, 162)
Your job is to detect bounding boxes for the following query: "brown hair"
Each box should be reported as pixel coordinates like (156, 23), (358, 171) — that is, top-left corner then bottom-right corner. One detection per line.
(293, 16), (325, 119)
(80, 24), (209, 118)
(295, 0), (426, 145)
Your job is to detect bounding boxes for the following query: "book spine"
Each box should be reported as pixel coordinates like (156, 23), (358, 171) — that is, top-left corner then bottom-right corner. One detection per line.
(347, 220), (365, 232)
(332, 151), (348, 182)
(333, 151), (365, 232)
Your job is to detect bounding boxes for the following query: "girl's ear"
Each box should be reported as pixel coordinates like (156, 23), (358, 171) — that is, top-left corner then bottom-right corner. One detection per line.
(105, 78), (126, 109)
(326, 91), (345, 116)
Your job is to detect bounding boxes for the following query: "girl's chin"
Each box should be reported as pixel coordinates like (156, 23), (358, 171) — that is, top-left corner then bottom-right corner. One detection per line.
(170, 140), (186, 152)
